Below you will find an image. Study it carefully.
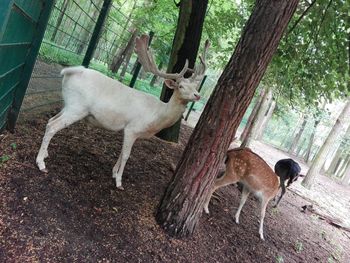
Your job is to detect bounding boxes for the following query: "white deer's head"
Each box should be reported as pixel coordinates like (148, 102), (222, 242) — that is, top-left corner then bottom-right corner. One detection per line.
(134, 35), (209, 102)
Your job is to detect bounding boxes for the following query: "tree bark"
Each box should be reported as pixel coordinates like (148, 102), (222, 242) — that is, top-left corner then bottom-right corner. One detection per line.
(239, 88), (266, 142)
(156, 0), (299, 238)
(157, 0), (209, 142)
(241, 88), (272, 147)
(302, 100), (350, 189)
(256, 98), (276, 140)
(289, 115), (307, 154)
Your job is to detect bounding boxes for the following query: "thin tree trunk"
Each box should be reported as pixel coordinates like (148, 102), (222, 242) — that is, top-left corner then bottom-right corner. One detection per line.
(77, 2), (101, 55)
(304, 119), (320, 163)
(327, 148), (344, 175)
(289, 116), (307, 154)
(341, 158), (350, 185)
(157, 0), (209, 142)
(51, 0), (69, 42)
(241, 88), (272, 147)
(156, 0), (299, 238)
(239, 88), (266, 142)
(296, 137), (307, 157)
(109, 1), (137, 62)
(150, 61), (163, 86)
(326, 124), (350, 174)
(256, 99), (276, 140)
(302, 100), (350, 189)
(110, 29), (138, 73)
(119, 37), (137, 82)
(338, 155), (350, 178)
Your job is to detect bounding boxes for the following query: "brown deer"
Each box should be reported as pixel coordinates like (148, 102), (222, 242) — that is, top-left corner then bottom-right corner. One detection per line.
(203, 147), (280, 240)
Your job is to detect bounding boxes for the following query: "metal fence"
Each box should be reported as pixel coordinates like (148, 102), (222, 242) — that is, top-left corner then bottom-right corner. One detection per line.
(20, 0), (173, 119)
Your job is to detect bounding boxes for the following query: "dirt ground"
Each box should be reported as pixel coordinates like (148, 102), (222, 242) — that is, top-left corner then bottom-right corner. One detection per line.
(1, 60), (350, 262)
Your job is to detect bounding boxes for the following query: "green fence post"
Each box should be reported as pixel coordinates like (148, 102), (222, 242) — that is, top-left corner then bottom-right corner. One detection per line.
(82, 0), (112, 67)
(7, 0), (55, 132)
(129, 31), (154, 88)
(184, 75), (207, 121)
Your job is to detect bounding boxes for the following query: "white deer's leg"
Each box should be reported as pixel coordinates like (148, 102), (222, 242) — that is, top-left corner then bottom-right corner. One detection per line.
(114, 132), (136, 190)
(235, 186), (250, 224)
(36, 110), (86, 172)
(112, 155), (122, 178)
(41, 111), (63, 159)
(259, 198), (269, 240)
(48, 110), (63, 123)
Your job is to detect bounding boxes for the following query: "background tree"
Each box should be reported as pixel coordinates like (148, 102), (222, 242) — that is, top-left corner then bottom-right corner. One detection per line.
(156, 0), (299, 237)
(156, 0), (209, 142)
(302, 99), (350, 188)
(241, 88), (272, 147)
(239, 88), (266, 142)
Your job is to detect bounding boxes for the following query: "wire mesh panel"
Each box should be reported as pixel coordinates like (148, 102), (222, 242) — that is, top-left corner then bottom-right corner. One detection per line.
(12, 0), (176, 127)
(0, 0), (54, 132)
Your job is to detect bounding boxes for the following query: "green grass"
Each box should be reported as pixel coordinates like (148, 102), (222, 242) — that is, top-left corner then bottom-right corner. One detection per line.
(39, 41), (83, 65)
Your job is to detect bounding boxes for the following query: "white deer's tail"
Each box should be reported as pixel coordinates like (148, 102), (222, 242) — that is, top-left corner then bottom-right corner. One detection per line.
(60, 66), (85, 76)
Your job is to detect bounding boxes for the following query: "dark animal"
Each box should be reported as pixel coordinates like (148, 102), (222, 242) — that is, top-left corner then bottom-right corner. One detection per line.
(274, 158), (302, 207)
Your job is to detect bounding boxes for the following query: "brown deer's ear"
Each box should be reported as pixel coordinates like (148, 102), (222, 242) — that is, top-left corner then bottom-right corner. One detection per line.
(164, 79), (178, 89)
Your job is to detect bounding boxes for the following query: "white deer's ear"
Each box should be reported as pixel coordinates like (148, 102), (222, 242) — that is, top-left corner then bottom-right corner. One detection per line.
(164, 79), (178, 89)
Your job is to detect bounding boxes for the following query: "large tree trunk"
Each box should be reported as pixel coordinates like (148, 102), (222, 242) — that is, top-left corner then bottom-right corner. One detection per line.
(157, 0), (208, 142)
(156, 0), (299, 238)
(241, 88), (272, 147)
(302, 100), (350, 189)
(256, 98), (276, 140)
(239, 88), (266, 142)
(289, 115), (307, 154)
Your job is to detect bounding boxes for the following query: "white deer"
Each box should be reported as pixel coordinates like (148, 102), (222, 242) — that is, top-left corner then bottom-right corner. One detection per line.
(204, 147), (280, 240)
(36, 35), (209, 190)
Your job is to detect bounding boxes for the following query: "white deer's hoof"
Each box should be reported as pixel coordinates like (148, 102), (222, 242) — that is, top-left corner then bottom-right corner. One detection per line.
(36, 160), (47, 173)
(116, 185), (125, 191)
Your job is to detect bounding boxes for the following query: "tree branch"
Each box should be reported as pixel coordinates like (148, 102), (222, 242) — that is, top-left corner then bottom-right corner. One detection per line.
(313, 0), (333, 44)
(288, 0), (317, 34)
(173, 0), (181, 8)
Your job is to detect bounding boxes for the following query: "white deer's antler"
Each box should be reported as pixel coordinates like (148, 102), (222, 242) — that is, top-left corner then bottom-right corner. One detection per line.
(134, 35), (189, 80)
